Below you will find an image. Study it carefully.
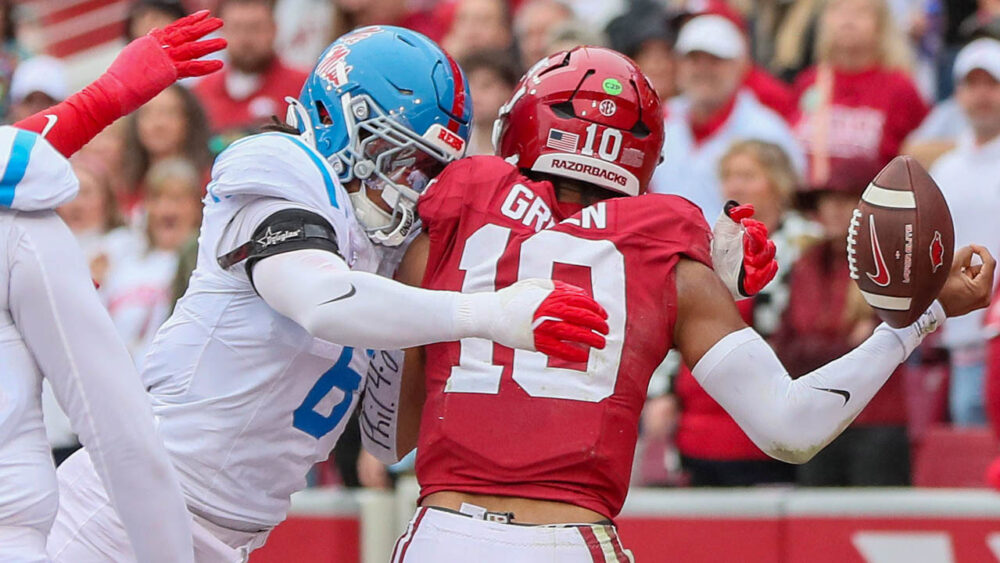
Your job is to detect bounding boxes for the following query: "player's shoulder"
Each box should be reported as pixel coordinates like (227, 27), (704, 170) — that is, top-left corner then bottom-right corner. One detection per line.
(430, 155), (521, 193)
(608, 193), (709, 226)
(580, 193), (711, 246)
(209, 132), (346, 210)
(214, 132), (318, 172)
(419, 155), (525, 220)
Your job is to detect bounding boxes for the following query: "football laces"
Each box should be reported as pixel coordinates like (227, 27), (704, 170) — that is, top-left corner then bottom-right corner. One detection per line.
(847, 208), (862, 280)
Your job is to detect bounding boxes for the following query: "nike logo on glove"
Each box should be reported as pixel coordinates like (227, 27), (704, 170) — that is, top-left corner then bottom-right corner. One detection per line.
(319, 285), (356, 305)
(811, 386), (851, 405)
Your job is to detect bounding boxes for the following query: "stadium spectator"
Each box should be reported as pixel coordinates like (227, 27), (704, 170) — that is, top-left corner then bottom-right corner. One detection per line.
(441, 0), (514, 60)
(7, 56), (67, 123)
(123, 84), (211, 218)
(125, 0), (187, 41)
(513, 0), (573, 68)
(605, 1), (677, 102)
(58, 156), (132, 286)
(461, 49), (520, 155)
(104, 158), (203, 367)
(664, 141), (816, 487)
(648, 14), (804, 221)
(793, 0), (927, 187)
(193, 0), (307, 139)
(0, 0), (25, 121)
(683, 1), (799, 121)
(771, 159), (911, 486)
(929, 37), (1000, 426)
(543, 16), (607, 54)
(331, 0), (445, 42)
(903, 21), (1000, 169)
(272, 0), (335, 71)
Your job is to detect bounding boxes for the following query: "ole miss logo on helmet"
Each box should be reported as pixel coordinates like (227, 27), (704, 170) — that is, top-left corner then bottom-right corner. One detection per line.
(866, 214), (891, 287)
(317, 45), (352, 87)
(930, 231), (945, 273)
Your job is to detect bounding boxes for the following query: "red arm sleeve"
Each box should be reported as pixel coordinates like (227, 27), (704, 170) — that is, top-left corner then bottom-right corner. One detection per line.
(13, 35), (177, 157)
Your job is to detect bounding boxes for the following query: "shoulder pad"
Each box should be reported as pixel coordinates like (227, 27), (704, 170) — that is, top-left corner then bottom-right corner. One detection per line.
(208, 133), (346, 211)
(0, 126), (78, 211)
(418, 155), (519, 222)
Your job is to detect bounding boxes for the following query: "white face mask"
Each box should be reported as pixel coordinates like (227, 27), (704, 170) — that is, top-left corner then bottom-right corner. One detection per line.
(348, 185), (416, 247)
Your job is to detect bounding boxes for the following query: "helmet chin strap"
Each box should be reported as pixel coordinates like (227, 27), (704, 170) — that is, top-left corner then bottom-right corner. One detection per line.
(349, 185), (415, 247)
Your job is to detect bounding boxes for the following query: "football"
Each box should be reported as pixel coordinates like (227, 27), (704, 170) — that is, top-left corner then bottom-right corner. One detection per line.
(848, 156), (954, 328)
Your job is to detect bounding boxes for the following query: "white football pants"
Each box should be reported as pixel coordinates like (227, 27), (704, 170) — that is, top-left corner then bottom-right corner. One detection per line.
(392, 506), (635, 563)
(47, 451), (269, 562)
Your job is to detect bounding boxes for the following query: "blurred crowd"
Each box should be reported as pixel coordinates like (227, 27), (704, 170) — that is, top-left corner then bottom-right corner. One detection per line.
(5, 0), (1000, 489)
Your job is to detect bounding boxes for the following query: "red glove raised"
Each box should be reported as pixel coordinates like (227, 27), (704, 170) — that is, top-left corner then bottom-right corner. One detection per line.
(728, 203), (779, 297)
(14, 10), (225, 157)
(711, 202), (779, 299)
(532, 281), (609, 363)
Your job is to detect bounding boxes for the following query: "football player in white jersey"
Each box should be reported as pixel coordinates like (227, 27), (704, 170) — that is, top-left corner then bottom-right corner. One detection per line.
(46, 26), (608, 561)
(0, 127), (195, 562)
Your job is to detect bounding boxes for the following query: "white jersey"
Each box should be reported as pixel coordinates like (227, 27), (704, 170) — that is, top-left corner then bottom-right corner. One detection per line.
(0, 125), (193, 563)
(142, 132), (390, 529)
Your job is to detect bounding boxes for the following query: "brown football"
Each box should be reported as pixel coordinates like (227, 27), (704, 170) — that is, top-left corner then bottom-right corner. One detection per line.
(848, 156), (954, 328)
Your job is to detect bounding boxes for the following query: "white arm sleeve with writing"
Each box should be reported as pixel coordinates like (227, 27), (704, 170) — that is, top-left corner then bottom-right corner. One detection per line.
(7, 212), (194, 563)
(691, 303), (944, 463)
(358, 349), (405, 464)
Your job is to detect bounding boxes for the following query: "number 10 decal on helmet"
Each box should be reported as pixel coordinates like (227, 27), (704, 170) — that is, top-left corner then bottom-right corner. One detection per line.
(492, 47), (664, 197)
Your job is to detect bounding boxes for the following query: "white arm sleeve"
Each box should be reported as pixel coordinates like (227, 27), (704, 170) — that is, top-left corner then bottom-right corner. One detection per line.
(7, 213), (194, 563)
(252, 249), (549, 351)
(691, 303), (945, 464)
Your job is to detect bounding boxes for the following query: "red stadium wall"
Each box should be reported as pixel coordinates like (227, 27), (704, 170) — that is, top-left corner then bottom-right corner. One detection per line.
(251, 487), (1000, 562)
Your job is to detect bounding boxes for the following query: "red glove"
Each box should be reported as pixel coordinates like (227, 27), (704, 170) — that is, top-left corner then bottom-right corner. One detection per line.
(532, 281), (609, 363)
(711, 201), (779, 299)
(14, 10), (225, 157)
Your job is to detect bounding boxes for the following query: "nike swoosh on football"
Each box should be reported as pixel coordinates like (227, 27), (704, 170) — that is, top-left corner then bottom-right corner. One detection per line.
(319, 285), (356, 305)
(811, 386), (851, 405)
(865, 214), (891, 287)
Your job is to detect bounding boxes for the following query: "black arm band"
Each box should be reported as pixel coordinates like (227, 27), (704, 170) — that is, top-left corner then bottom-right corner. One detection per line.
(217, 208), (340, 282)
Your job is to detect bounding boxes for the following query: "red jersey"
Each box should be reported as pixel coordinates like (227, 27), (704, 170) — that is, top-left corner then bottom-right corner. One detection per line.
(415, 156), (712, 519)
(792, 66), (928, 169)
(193, 57), (308, 135)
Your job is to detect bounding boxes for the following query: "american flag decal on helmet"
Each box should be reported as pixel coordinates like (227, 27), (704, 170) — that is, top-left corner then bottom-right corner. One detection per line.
(546, 129), (579, 152)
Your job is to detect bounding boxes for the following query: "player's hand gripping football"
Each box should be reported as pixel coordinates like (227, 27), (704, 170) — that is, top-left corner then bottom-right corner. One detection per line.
(938, 244), (995, 317)
(106, 10), (226, 112)
(463, 279), (609, 363)
(711, 201), (779, 299)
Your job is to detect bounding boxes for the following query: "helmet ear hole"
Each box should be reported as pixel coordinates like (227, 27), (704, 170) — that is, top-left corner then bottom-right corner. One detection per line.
(315, 101), (333, 125)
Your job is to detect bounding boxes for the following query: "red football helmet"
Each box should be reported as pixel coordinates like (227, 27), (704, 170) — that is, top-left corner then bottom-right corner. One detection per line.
(492, 47), (664, 196)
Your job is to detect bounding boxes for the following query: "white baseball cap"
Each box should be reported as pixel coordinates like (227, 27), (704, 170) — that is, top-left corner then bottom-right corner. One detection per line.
(675, 14), (746, 60)
(953, 38), (1000, 82)
(10, 56), (68, 104)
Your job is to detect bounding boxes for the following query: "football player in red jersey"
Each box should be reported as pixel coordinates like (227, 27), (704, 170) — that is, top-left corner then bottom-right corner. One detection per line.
(383, 47), (995, 561)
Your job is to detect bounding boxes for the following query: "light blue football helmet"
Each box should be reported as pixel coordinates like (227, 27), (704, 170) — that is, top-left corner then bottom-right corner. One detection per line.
(286, 26), (473, 246)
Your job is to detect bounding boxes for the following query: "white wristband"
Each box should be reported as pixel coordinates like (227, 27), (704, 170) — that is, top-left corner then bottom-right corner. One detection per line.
(874, 300), (946, 360)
